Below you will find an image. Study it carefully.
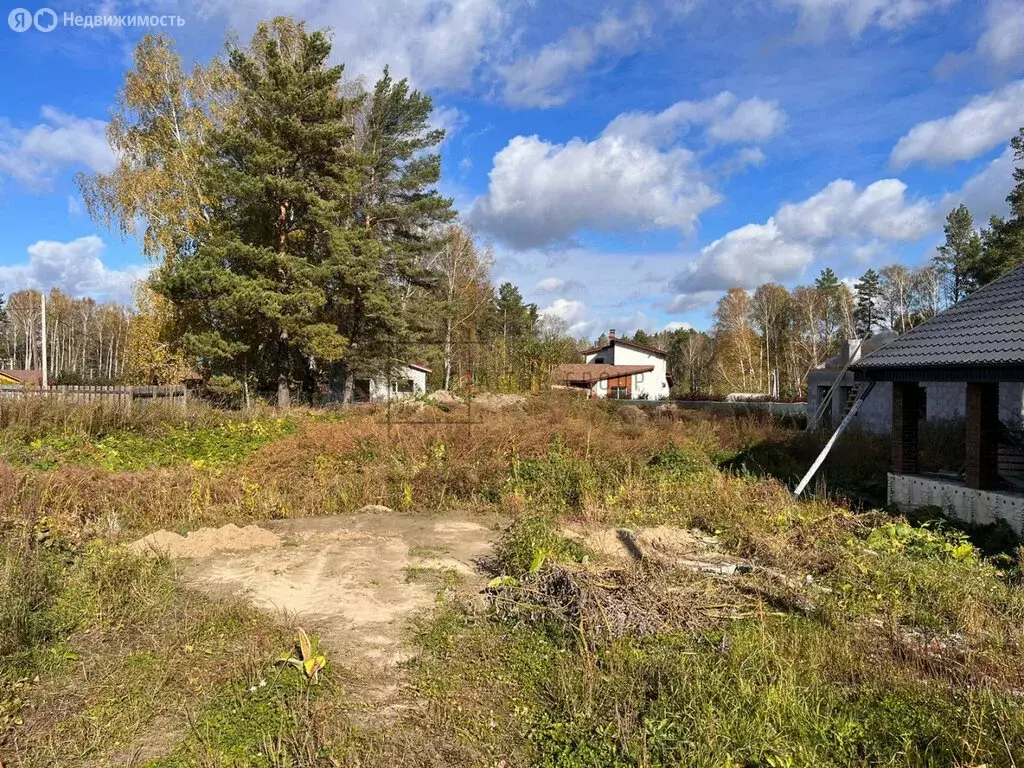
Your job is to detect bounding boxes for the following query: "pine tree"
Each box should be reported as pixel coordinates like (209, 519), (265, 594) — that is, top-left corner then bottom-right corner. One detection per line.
(332, 67), (456, 400)
(814, 267), (839, 293)
(971, 129), (1024, 287)
(935, 204), (980, 304)
(854, 268), (881, 337)
(492, 282), (538, 390)
(813, 267), (843, 353)
(155, 20), (358, 406)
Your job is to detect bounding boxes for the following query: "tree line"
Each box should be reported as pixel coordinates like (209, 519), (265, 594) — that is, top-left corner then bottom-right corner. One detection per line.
(622, 129), (1024, 398)
(2, 16), (1022, 402)
(0, 289), (132, 383)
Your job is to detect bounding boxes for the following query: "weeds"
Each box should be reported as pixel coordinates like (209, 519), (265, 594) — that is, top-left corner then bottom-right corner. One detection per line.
(494, 514), (590, 576)
(277, 628), (328, 684)
(4, 394), (1024, 766)
(0, 532), (290, 767)
(1, 417), (294, 471)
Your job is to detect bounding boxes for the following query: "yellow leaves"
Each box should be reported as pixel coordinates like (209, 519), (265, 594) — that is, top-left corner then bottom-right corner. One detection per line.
(122, 283), (191, 385)
(77, 33), (236, 265)
(277, 627), (327, 684)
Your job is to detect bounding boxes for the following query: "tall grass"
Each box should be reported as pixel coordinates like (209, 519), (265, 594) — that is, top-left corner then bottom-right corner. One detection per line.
(401, 509), (1024, 767)
(1, 395), (800, 535)
(3, 394), (1024, 766)
(0, 397), (229, 437)
(0, 528), (65, 662)
(0, 529), (293, 765)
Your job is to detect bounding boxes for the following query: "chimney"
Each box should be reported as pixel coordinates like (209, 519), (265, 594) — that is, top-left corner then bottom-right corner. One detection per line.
(609, 329), (616, 341)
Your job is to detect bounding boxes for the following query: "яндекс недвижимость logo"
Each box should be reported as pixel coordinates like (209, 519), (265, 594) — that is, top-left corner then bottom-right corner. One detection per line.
(8, 7), (56, 31)
(8, 7), (182, 31)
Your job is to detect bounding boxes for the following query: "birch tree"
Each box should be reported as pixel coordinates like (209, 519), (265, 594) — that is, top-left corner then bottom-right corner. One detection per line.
(77, 34), (236, 264)
(435, 225), (493, 390)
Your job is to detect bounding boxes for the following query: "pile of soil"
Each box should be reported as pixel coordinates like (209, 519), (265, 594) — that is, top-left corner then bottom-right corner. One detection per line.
(128, 523), (281, 558)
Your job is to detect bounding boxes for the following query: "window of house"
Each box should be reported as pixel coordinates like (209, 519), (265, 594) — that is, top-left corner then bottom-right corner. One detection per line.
(392, 378), (415, 394)
(353, 380), (372, 403)
(594, 357), (605, 363)
(610, 386), (628, 399)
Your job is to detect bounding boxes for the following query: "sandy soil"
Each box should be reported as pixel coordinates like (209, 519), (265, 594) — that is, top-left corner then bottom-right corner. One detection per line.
(129, 523), (282, 558)
(132, 510), (500, 700)
(127, 512), (734, 716)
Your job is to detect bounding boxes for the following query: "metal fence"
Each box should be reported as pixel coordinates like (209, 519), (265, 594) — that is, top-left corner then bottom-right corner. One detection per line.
(0, 384), (189, 408)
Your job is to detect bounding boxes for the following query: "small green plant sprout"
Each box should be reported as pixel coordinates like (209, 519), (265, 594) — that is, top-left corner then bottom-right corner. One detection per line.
(277, 628), (327, 684)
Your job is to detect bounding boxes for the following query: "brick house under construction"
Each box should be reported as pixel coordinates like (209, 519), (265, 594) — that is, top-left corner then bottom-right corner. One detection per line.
(848, 264), (1024, 534)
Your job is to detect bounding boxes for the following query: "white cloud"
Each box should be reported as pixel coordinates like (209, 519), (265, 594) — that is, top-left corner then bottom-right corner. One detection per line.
(67, 196), (83, 216)
(0, 107), (114, 190)
(675, 219), (816, 294)
(978, 0), (1024, 68)
(714, 147), (769, 178)
(673, 177), (931, 296)
(470, 93), (785, 248)
(775, 178), (933, 241)
(890, 81), (1024, 168)
(851, 240), (888, 263)
(430, 106), (470, 142)
(492, 244), (695, 336)
(604, 93), (787, 146)
(662, 320), (694, 332)
(775, 0), (956, 35)
(539, 297), (591, 335)
(539, 298), (671, 339)
(188, 0), (508, 91)
(707, 97), (788, 143)
(469, 133), (720, 248)
(0, 236), (146, 304)
(500, 5), (656, 108)
(535, 277), (567, 292)
(664, 291), (721, 313)
(939, 145), (1015, 223)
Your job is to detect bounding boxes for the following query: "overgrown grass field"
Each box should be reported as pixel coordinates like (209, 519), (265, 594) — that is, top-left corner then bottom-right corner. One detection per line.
(1, 394), (1022, 766)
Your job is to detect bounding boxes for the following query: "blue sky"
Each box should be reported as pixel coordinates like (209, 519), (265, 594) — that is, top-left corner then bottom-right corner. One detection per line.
(1, 0), (1023, 340)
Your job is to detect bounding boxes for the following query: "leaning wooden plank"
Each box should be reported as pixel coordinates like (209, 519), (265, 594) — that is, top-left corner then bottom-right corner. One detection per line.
(793, 381), (875, 498)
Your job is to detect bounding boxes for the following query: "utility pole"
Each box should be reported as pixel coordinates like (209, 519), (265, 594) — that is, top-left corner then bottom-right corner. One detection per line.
(40, 291), (48, 389)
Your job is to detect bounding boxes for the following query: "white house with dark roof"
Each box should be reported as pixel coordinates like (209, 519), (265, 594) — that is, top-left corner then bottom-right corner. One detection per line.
(555, 329), (671, 400)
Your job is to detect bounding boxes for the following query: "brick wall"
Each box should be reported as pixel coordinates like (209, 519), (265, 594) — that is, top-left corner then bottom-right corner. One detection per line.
(892, 382), (922, 474)
(966, 382), (1000, 490)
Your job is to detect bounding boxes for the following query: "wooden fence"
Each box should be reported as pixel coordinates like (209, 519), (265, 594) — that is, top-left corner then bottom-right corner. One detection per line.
(0, 384), (188, 408)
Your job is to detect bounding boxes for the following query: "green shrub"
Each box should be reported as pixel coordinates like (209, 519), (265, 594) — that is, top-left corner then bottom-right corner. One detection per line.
(495, 515), (590, 577)
(2, 418), (295, 471)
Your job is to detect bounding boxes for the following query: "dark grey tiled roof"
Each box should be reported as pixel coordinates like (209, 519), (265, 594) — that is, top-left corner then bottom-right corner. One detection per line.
(853, 265), (1024, 369)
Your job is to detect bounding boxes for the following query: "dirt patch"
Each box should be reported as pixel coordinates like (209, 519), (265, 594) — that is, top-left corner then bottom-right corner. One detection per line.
(128, 523), (281, 558)
(473, 392), (526, 411)
(140, 511), (500, 714)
